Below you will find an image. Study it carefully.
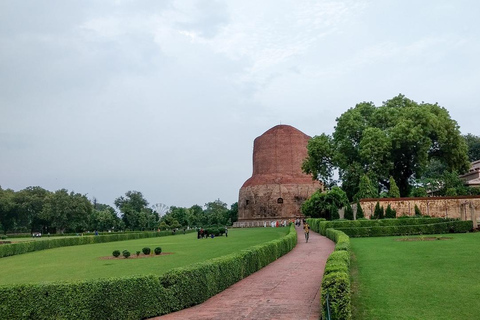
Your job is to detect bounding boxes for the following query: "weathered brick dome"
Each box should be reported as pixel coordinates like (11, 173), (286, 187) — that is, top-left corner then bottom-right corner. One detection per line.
(237, 125), (322, 224)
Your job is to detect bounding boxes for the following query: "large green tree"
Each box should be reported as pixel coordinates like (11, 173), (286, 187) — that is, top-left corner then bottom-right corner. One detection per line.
(303, 95), (470, 199)
(301, 187), (348, 220)
(114, 191), (149, 230)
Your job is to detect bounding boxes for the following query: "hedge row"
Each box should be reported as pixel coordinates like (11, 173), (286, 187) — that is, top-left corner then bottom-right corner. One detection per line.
(309, 221), (352, 320)
(317, 217), (460, 236)
(0, 230), (195, 259)
(335, 220), (473, 237)
(0, 225), (297, 319)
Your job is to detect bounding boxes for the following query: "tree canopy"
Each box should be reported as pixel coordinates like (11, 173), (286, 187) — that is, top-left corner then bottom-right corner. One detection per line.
(464, 133), (480, 162)
(303, 95), (470, 199)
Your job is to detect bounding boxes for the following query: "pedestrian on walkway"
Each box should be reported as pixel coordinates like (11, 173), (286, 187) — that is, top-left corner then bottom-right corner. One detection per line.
(304, 222), (310, 243)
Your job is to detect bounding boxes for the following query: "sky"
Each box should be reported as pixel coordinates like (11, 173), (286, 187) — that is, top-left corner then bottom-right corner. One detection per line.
(1, 0), (479, 210)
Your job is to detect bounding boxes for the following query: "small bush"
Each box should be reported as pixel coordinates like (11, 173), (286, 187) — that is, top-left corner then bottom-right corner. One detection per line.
(112, 250), (121, 258)
(136, 251), (141, 257)
(123, 250), (131, 258)
(142, 247), (151, 255)
(154, 247), (162, 255)
(0, 235), (7, 240)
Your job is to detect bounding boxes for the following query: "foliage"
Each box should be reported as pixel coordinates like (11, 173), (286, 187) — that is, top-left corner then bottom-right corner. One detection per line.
(154, 247), (162, 255)
(354, 175), (378, 201)
(355, 202), (364, 219)
(142, 247), (151, 255)
(303, 95), (470, 199)
(410, 187), (428, 197)
(387, 176), (400, 198)
(302, 187), (349, 220)
(114, 191), (157, 231)
(385, 204), (396, 219)
(112, 250), (121, 258)
(414, 204), (422, 217)
(464, 133), (480, 162)
(344, 203), (354, 220)
(0, 225), (297, 319)
(136, 251), (141, 256)
(122, 250), (131, 258)
(372, 202), (384, 219)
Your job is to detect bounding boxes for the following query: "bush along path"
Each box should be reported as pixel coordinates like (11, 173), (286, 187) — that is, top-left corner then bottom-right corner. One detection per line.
(154, 226), (335, 320)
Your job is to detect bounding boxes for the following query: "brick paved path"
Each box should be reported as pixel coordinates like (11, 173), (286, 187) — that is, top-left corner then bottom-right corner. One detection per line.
(154, 227), (335, 320)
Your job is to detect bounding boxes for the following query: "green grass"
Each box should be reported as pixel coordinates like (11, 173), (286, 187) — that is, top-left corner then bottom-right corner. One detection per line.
(0, 227), (288, 285)
(351, 233), (480, 320)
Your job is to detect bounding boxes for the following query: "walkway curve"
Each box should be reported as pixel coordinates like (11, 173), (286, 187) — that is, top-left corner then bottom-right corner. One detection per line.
(154, 226), (335, 320)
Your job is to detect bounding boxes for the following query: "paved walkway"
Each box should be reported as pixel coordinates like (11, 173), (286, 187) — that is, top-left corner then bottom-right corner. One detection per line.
(154, 227), (335, 320)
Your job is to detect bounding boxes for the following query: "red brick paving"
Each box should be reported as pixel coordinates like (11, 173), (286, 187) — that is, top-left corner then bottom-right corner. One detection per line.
(153, 227), (335, 320)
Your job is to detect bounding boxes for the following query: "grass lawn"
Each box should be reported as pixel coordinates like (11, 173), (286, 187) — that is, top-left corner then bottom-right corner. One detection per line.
(0, 227), (288, 285)
(350, 233), (480, 320)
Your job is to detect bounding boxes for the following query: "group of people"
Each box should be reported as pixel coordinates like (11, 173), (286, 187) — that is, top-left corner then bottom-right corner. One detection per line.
(263, 220), (289, 228)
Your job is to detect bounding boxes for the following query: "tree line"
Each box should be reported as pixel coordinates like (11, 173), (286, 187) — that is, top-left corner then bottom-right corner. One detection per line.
(0, 187), (238, 235)
(301, 94), (480, 220)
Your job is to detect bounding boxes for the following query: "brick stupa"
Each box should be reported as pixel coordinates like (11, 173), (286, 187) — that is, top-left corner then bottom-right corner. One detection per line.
(235, 125), (323, 227)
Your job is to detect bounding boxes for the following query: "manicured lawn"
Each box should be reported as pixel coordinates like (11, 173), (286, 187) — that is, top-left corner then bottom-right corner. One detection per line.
(0, 227), (288, 285)
(350, 233), (480, 320)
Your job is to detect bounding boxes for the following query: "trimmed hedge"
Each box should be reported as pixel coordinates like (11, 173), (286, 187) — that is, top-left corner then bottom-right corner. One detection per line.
(315, 218), (467, 236)
(0, 225), (297, 319)
(316, 225), (351, 320)
(0, 230), (195, 259)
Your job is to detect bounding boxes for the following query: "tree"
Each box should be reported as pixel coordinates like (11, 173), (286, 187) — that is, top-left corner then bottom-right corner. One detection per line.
(114, 191), (149, 230)
(373, 202), (384, 219)
(354, 175), (378, 201)
(414, 204), (422, 217)
(204, 199), (229, 226)
(14, 186), (50, 233)
(464, 133), (480, 162)
(385, 204), (396, 219)
(356, 201), (364, 219)
(387, 176), (400, 198)
(40, 189), (92, 233)
(344, 203), (354, 220)
(302, 133), (335, 186)
(0, 187), (16, 234)
(303, 95), (470, 199)
(302, 187), (349, 220)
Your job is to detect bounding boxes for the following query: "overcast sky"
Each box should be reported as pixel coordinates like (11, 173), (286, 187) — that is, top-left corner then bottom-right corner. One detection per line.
(1, 0), (479, 210)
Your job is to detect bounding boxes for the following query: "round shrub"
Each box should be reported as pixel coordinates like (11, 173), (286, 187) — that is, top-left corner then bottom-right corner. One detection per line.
(136, 251), (141, 256)
(123, 250), (131, 258)
(112, 250), (121, 257)
(142, 247), (151, 255)
(154, 247), (162, 255)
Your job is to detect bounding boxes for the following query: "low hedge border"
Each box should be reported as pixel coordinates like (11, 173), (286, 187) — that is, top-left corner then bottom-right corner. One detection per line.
(317, 218), (458, 236)
(0, 230), (196, 259)
(0, 225), (297, 319)
(307, 221), (352, 320)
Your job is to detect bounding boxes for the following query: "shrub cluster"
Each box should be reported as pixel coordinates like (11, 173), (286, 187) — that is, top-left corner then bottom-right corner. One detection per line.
(0, 230), (189, 259)
(142, 247), (151, 255)
(0, 225), (297, 319)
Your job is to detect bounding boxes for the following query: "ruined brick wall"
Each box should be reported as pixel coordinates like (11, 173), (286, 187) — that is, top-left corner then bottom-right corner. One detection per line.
(237, 125), (323, 223)
(359, 196), (480, 221)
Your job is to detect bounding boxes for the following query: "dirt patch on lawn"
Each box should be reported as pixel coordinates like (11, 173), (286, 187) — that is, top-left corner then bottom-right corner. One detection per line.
(395, 237), (453, 242)
(99, 252), (174, 260)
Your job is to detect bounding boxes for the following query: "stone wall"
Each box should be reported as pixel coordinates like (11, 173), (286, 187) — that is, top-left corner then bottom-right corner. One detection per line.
(358, 196), (480, 227)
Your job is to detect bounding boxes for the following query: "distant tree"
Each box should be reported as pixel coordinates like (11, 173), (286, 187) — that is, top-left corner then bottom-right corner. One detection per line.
(388, 176), (401, 198)
(302, 133), (335, 185)
(385, 204), (396, 219)
(227, 202), (238, 225)
(204, 199), (229, 226)
(356, 201), (364, 219)
(344, 203), (354, 220)
(410, 187), (428, 198)
(114, 191), (149, 230)
(0, 187), (16, 234)
(464, 133), (480, 162)
(14, 186), (50, 233)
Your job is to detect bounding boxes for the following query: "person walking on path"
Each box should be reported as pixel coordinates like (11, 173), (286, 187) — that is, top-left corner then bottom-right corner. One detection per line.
(303, 221), (310, 243)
